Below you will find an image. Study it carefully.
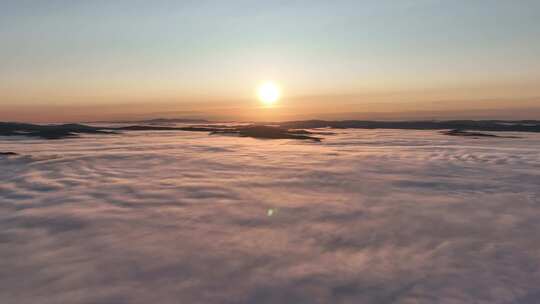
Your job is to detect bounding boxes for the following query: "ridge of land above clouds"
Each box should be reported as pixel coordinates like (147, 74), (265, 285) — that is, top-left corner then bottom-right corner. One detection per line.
(0, 120), (539, 141)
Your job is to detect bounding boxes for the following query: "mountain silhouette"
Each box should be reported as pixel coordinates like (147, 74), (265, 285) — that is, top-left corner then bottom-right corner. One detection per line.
(277, 120), (540, 132)
(0, 152), (18, 156)
(1, 120), (538, 140)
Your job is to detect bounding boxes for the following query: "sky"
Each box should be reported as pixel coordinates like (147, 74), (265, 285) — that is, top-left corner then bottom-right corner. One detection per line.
(1, 0), (539, 122)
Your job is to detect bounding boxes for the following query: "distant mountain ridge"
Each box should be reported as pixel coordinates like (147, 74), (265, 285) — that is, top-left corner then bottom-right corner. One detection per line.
(1, 120), (539, 140)
(277, 120), (540, 132)
(0, 122), (320, 141)
(90, 118), (209, 124)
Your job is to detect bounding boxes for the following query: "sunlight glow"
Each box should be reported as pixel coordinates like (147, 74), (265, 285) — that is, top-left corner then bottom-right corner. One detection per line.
(257, 82), (281, 106)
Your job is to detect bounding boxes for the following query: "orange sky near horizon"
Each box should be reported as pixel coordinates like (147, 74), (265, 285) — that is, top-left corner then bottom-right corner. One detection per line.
(2, 86), (540, 123)
(1, 1), (540, 122)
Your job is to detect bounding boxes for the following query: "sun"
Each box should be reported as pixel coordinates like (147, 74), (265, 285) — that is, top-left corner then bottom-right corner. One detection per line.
(257, 82), (281, 106)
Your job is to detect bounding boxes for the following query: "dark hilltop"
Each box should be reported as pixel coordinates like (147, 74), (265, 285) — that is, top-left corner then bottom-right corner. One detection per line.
(0, 122), (322, 141)
(277, 120), (540, 132)
(1, 120), (538, 141)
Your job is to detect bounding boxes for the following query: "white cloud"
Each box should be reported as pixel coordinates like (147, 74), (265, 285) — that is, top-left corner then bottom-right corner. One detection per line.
(1, 129), (540, 303)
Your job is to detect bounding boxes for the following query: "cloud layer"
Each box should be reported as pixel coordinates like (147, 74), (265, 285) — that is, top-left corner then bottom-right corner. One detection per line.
(1, 129), (540, 303)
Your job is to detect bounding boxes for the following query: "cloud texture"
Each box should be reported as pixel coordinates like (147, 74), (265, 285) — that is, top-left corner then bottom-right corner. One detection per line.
(1, 129), (540, 303)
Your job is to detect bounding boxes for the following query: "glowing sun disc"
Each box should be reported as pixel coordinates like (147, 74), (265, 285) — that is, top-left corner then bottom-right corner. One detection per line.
(257, 82), (281, 106)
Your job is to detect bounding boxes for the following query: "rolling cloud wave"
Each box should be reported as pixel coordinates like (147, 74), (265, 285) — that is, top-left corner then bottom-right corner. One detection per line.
(1, 129), (540, 303)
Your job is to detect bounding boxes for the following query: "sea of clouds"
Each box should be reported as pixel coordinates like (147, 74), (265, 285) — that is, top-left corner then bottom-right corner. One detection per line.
(1, 129), (540, 304)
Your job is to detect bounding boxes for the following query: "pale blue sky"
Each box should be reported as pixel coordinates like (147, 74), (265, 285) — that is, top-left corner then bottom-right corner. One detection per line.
(1, 0), (539, 120)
